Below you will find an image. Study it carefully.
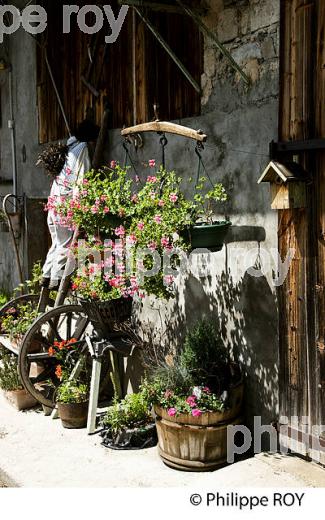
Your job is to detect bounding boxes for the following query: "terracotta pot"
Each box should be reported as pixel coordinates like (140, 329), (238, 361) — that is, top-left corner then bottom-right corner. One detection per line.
(3, 388), (38, 411)
(154, 381), (244, 472)
(57, 401), (89, 429)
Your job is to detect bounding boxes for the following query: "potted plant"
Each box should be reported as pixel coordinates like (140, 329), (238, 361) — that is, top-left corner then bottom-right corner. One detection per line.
(101, 392), (157, 450)
(70, 238), (136, 335)
(56, 380), (89, 429)
(0, 301), (39, 349)
(183, 178), (231, 252)
(0, 346), (37, 410)
(141, 319), (244, 471)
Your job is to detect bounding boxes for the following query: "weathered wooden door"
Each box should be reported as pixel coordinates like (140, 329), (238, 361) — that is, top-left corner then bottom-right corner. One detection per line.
(278, 0), (325, 463)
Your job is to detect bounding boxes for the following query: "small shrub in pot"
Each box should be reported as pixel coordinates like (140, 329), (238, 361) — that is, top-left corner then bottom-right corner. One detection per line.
(56, 381), (89, 429)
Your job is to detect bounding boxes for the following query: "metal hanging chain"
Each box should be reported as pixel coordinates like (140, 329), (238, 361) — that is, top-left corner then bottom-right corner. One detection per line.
(122, 137), (142, 183)
(194, 142), (215, 190)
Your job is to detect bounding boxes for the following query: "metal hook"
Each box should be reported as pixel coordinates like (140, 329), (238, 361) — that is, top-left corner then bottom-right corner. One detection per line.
(159, 133), (168, 170)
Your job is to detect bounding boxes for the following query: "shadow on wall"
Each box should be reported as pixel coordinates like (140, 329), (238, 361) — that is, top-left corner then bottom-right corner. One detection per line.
(126, 227), (279, 450)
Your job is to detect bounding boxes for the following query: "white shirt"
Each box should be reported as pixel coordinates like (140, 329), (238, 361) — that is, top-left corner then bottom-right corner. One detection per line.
(50, 136), (91, 198)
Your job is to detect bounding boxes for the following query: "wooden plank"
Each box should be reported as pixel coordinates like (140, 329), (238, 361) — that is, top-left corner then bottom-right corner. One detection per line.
(278, 0), (315, 434)
(122, 121), (207, 141)
(0, 335), (19, 355)
(314, 0), (325, 432)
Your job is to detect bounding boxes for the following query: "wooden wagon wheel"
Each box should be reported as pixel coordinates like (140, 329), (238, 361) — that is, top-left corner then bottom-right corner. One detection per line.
(0, 293), (41, 319)
(18, 304), (91, 408)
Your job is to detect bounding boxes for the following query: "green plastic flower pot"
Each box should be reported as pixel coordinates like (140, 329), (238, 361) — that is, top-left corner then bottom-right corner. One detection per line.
(185, 221), (232, 252)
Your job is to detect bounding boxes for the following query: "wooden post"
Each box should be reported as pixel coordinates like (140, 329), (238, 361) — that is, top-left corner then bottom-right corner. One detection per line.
(87, 357), (102, 435)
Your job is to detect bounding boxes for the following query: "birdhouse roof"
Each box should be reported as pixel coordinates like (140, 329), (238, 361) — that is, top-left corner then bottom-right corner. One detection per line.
(257, 161), (308, 184)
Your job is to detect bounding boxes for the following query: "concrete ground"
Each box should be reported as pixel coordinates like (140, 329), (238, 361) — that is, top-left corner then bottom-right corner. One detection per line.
(0, 393), (324, 488)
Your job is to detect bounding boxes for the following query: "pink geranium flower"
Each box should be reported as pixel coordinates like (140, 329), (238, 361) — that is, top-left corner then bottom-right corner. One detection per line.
(154, 215), (162, 224)
(169, 193), (178, 203)
(167, 408), (177, 417)
(164, 275), (174, 286)
(148, 241), (157, 251)
(203, 387), (211, 394)
(147, 176), (157, 183)
(115, 225), (125, 237)
(137, 222), (145, 231)
(149, 159), (156, 168)
(91, 206), (98, 214)
(192, 409), (202, 417)
(186, 396), (197, 408)
(158, 200), (165, 207)
(126, 234), (137, 246)
(161, 237), (169, 248)
(103, 207), (110, 214)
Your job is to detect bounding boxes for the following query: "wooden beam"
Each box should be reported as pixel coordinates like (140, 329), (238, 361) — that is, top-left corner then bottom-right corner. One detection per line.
(118, 0), (207, 15)
(121, 121), (207, 142)
(118, 0), (184, 14)
(272, 138), (325, 153)
(133, 7), (202, 94)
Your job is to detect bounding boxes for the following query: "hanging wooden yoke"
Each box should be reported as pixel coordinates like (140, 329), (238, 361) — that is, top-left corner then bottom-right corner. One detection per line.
(121, 120), (207, 143)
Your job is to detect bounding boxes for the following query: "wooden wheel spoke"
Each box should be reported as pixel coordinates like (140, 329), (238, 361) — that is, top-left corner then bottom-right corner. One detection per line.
(19, 304), (90, 409)
(30, 366), (54, 384)
(66, 312), (72, 340)
(73, 316), (89, 340)
(47, 319), (63, 342)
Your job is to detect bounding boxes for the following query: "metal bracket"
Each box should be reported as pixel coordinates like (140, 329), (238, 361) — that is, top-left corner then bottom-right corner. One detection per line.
(270, 138), (325, 159)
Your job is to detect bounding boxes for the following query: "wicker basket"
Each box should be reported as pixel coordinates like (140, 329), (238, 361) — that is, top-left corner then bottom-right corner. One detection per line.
(79, 298), (132, 333)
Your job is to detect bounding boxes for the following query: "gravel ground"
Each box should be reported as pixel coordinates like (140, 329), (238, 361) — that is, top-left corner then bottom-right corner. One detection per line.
(0, 392), (325, 488)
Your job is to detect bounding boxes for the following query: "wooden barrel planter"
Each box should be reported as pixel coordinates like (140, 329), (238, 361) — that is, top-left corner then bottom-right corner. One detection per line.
(154, 381), (244, 472)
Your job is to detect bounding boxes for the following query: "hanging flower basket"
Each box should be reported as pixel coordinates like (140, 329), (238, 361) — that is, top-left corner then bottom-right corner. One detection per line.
(183, 221), (232, 252)
(79, 297), (133, 333)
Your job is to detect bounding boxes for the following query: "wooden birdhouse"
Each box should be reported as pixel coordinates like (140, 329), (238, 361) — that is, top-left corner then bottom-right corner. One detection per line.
(258, 161), (308, 210)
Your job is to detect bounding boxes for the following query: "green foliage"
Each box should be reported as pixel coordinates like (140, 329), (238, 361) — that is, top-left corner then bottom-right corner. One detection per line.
(141, 378), (223, 416)
(53, 162), (228, 300)
(14, 260), (42, 296)
(0, 291), (9, 307)
(71, 239), (135, 301)
(0, 346), (23, 391)
(0, 301), (39, 338)
(103, 392), (152, 434)
(141, 319), (233, 416)
(55, 165), (135, 236)
(56, 381), (88, 404)
(180, 318), (229, 385)
(145, 363), (194, 396)
(193, 176), (228, 224)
